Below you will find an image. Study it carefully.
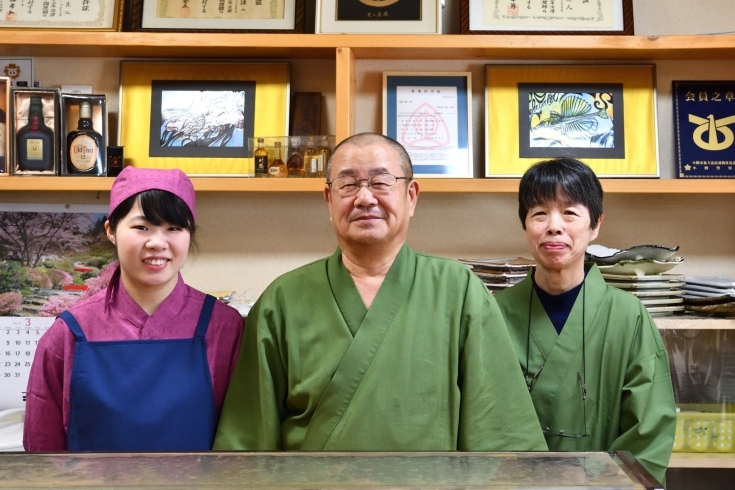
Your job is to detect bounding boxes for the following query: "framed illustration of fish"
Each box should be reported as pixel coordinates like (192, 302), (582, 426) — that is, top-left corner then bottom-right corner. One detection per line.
(485, 64), (658, 177)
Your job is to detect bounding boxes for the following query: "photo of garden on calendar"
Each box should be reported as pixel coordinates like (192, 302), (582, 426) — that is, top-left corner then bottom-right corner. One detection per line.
(0, 205), (114, 317)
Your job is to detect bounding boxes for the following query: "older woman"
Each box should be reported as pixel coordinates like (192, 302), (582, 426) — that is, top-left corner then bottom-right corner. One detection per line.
(494, 157), (676, 483)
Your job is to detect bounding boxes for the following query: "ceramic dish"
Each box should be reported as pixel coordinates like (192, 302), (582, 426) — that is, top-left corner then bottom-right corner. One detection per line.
(684, 276), (735, 288)
(646, 305), (685, 315)
(685, 302), (735, 315)
(597, 258), (683, 276)
(586, 244), (680, 265)
(460, 257), (535, 271)
(683, 283), (735, 295)
(601, 273), (685, 282)
(606, 281), (685, 290)
(683, 294), (735, 305)
(629, 289), (685, 297)
(640, 297), (684, 306)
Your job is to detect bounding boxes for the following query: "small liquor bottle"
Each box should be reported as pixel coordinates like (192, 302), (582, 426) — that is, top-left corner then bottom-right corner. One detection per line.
(286, 137), (304, 177)
(268, 141), (287, 178)
(317, 136), (332, 178)
(0, 108), (6, 172)
(16, 96), (55, 172)
(254, 137), (268, 178)
(67, 101), (104, 175)
(304, 136), (318, 177)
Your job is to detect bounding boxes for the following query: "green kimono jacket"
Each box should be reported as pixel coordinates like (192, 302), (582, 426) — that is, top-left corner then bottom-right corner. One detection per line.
(495, 265), (676, 483)
(214, 245), (547, 452)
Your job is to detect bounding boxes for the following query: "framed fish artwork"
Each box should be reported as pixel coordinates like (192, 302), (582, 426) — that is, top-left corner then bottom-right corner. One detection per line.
(485, 64), (658, 178)
(673, 81), (735, 179)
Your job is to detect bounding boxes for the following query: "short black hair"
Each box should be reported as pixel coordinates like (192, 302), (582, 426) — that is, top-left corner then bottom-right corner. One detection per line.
(518, 157), (603, 230)
(108, 189), (197, 247)
(326, 133), (413, 181)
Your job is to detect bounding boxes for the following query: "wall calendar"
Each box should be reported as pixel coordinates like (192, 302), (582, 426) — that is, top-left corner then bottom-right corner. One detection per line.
(0, 317), (53, 410)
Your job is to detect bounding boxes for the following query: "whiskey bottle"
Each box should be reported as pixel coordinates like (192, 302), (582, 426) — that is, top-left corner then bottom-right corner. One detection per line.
(304, 136), (318, 177)
(67, 101), (104, 175)
(16, 96), (55, 172)
(268, 141), (287, 178)
(316, 136), (332, 178)
(254, 137), (268, 178)
(0, 108), (5, 172)
(286, 137), (304, 177)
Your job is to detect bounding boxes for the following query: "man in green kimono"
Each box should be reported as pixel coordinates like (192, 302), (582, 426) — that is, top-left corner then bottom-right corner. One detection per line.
(495, 157), (676, 483)
(214, 133), (547, 452)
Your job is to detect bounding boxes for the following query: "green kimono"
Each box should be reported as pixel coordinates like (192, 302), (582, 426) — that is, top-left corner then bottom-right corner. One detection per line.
(495, 265), (676, 483)
(214, 245), (547, 452)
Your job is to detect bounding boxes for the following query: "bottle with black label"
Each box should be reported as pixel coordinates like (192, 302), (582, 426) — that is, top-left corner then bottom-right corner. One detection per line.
(254, 137), (268, 177)
(16, 96), (55, 172)
(67, 101), (104, 175)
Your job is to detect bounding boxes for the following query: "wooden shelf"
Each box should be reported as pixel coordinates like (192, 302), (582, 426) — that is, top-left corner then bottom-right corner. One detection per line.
(1, 32), (735, 60)
(2, 177), (735, 194)
(669, 453), (735, 469)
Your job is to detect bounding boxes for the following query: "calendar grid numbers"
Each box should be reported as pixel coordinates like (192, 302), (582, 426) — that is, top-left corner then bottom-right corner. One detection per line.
(0, 317), (54, 409)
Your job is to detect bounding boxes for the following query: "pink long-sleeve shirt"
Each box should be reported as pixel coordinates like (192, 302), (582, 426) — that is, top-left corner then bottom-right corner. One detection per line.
(23, 273), (244, 451)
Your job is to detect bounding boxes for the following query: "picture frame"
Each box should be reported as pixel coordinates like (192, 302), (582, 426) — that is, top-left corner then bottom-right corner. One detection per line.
(383, 72), (473, 177)
(124, 0), (305, 33)
(119, 61), (290, 176)
(485, 64), (658, 178)
(0, 0), (123, 31)
(316, 0), (441, 34)
(673, 81), (735, 179)
(461, 0), (633, 35)
(0, 77), (8, 174)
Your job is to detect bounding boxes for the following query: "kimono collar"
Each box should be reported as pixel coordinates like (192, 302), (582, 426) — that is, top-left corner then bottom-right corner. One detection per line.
(105, 269), (188, 327)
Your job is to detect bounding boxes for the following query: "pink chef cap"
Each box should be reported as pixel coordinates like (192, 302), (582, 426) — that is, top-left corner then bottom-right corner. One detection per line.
(109, 167), (196, 219)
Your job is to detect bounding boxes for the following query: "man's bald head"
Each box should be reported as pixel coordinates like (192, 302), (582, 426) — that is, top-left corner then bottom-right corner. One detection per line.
(326, 133), (413, 181)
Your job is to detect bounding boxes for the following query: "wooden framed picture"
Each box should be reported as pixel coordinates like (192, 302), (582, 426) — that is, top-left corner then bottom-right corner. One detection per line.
(461, 0), (633, 35)
(673, 81), (735, 179)
(383, 72), (473, 177)
(0, 0), (123, 31)
(119, 61), (290, 176)
(316, 0), (441, 34)
(124, 0), (305, 32)
(485, 64), (658, 178)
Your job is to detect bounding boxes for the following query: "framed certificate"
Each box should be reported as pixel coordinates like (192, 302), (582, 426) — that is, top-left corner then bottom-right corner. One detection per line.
(0, 0), (123, 31)
(316, 0), (441, 34)
(125, 0), (304, 32)
(383, 72), (473, 178)
(461, 0), (633, 35)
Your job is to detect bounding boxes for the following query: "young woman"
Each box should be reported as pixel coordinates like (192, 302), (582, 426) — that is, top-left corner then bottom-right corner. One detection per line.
(23, 167), (243, 451)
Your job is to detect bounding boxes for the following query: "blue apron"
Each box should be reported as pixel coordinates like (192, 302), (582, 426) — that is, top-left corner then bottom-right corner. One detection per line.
(62, 295), (217, 451)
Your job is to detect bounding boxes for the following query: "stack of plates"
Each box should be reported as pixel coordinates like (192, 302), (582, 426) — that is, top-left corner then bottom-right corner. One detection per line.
(602, 273), (686, 316)
(683, 276), (735, 315)
(587, 244), (685, 316)
(459, 257), (535, 294)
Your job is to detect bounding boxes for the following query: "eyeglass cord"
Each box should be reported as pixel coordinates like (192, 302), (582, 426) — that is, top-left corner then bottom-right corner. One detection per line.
(525, 273), (587, 438)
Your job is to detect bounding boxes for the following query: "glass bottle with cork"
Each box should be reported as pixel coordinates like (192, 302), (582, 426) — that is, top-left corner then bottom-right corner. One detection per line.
(268, 141), (287, 178)
(316, 136), (332, 178)
(304, 136), (319, 177)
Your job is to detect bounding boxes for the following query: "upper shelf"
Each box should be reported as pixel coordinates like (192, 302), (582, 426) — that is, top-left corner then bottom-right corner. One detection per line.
(2, 32), (735, 60)
(3, 177), (735, 193)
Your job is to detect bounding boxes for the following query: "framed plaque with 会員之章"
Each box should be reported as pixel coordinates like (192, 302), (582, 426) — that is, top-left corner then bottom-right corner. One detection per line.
(673, 81), (735, 179)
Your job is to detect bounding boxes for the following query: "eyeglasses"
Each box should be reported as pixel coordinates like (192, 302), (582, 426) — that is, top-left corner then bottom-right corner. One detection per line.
(526, 283), (588, 439)
(327, 173), (411, 197)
